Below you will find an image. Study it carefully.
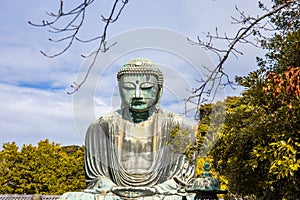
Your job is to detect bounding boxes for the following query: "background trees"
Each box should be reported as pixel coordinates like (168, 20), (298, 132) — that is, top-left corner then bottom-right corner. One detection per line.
(0, 140), (85, 194)
(2, 0), (298, 198)
(204, 2), (300, 198)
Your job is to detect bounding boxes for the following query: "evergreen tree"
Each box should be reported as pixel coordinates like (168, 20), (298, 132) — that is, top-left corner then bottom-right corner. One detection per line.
(208, 3), (300, 197)
(0, 140), (85, 194)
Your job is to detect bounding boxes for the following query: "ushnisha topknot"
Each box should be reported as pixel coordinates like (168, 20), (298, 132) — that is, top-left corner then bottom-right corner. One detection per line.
(117, 58), (164, 87)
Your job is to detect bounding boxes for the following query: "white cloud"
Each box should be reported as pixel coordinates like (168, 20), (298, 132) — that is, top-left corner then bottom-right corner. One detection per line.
(0, 84), (85, 147)
(0, 40), (83, 98)
(0, 0), (271, 147)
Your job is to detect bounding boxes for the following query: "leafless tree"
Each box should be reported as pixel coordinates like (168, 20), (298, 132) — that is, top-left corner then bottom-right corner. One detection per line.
(29, 0), (128, 94)
(30, 0), (299, 112)
(185, 0), (298, 116)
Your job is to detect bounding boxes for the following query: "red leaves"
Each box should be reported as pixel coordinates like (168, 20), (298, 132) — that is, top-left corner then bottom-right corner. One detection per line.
(264, 67), (300, 109)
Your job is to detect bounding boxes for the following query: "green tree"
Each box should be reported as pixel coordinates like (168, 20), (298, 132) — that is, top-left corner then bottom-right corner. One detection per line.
(197, 101), (226, 157)
(0, 142), (20, 194)
(196, 97), (242, 193)
(210, 96), (268, 199)
(209, 8), (300, 199)
(0, 140), (85, 194)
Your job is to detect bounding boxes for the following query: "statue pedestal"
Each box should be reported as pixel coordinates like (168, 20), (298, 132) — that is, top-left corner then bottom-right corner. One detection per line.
(59, 191), (194, 200)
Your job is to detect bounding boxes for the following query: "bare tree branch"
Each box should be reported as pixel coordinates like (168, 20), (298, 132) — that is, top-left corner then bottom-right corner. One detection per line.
(29, 0), (298, 112)
(29, 0), (129, 94)
(185, 0), (297, 118)
(67, 1), (128, 94)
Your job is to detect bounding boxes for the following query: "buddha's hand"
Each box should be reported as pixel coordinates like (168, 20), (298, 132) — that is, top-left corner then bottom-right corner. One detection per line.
(111, 186), (156, 198)
(84, 177), (116, 194)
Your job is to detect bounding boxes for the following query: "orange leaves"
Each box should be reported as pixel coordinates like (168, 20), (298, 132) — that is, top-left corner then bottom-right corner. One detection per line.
(285, 67), (300, 99)
(264, 67), (300, 109)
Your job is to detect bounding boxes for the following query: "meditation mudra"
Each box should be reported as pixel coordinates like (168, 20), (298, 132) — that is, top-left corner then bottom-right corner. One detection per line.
(60, 58), (195, 199)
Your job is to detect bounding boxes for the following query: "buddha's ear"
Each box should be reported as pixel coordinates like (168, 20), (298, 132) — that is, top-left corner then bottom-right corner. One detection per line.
(159, 86), (163, 97)
(156, 86), (163, 101)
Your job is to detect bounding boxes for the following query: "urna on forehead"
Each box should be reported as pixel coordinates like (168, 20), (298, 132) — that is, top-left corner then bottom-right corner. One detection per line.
(117, 58), (164, 86)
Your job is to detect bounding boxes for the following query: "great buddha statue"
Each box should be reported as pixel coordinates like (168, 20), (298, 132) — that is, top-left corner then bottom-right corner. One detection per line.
(60, 58), (195, 200)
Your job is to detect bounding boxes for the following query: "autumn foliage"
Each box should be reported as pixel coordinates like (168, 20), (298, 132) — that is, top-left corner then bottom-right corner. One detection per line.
(264, 67), (300, 109)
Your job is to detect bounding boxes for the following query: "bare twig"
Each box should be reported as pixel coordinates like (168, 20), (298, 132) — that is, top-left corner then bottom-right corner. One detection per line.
(67, 1), (128, 94)
(29, 0), (129, 94)
(185, 0), (297, 118)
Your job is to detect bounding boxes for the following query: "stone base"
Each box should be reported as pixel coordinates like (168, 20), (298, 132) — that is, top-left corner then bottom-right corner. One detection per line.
(59, 192), (194, 200)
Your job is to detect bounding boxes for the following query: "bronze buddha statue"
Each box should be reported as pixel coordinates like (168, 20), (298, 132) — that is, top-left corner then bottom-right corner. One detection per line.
(60, 58), (195, 199)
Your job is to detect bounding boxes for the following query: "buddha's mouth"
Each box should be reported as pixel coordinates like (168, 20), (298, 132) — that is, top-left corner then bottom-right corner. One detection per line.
(131, 99), (146, 105)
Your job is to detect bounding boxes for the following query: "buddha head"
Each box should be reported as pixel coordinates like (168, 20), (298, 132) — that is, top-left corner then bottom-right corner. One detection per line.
(117, 58), (163, 113)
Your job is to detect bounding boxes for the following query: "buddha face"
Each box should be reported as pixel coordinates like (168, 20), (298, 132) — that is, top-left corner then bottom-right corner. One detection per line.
(119, 74), (160, 112)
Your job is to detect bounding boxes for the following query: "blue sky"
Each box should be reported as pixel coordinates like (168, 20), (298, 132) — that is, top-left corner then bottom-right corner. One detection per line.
(0, 0), (270, 147)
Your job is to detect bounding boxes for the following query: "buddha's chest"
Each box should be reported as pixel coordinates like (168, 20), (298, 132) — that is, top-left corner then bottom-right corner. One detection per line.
(119, 124), (156, 174)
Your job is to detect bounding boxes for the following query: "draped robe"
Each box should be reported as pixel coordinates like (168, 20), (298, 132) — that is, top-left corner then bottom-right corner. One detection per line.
(60, 109), (195, 200)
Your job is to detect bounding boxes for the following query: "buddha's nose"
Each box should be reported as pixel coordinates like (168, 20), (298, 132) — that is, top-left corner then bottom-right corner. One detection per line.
(135, 87), (143, 98)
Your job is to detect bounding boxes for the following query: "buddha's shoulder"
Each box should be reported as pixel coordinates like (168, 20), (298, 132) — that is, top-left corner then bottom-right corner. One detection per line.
(89, 110), (122, 126)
